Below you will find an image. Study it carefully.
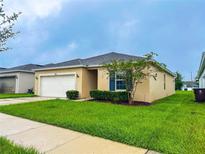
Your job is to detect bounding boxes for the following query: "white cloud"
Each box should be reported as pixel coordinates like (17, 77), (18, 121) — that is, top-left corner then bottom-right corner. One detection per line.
(108, 18), (140, 48)
(5, 0), (69, 21)
(34, 41), (79, 64)
(67, 42), (78, 50)
(118, 19), (139, 38)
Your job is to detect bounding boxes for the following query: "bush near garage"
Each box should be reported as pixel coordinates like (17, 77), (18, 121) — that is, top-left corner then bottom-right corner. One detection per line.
(66, 90), (79, 100)
(90, 90), (128, 103)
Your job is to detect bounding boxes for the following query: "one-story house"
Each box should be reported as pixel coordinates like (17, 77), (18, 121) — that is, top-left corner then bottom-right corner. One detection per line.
(0, 67), (5, 71)
(197, 52), (205, 88)
(182, 81), (198, 91)
(34, 52), (175, 102)
(0, 64), (43, 93)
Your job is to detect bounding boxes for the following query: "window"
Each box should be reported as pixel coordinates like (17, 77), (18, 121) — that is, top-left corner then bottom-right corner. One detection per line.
(164, 74), (166, 90)
(115, 72), (126, 90)
(109, 72), (126, 91)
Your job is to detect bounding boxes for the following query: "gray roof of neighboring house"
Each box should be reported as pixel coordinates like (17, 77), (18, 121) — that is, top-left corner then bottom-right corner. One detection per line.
(0, 67), (5, 70)
(183, 81), (198, 88)
(197, 52), (205, 79)
(0, 64), (43, 74)
(44, 63), (56, 67)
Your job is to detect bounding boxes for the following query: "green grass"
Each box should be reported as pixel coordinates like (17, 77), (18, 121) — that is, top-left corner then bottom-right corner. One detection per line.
(0, 91), (205, 154)
(0, 137), (38, 154)
(0, 93), (35, 99)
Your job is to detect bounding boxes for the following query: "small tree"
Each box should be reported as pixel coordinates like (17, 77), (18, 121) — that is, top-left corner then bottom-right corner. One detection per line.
(0, 0), (20, 52)
(105, 52), (161, 104)
(175, 72), (183, 90)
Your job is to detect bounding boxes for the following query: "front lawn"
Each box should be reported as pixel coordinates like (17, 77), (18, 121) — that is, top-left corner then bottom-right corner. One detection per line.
(0, 93), (35, 99)
(0, 137), (38, 154)
(0, 91), (204, 154)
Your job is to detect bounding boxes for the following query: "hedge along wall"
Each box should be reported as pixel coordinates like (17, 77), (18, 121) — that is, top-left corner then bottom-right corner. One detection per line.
(90, 90), (128, 102)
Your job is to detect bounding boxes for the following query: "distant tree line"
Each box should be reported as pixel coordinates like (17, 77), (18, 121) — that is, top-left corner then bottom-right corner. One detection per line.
(175, 72), (183, 90)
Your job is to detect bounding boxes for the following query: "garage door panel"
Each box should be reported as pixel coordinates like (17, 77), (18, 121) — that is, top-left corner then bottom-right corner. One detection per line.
(0, 77), (16, 93)
(40, 75), (76, 97)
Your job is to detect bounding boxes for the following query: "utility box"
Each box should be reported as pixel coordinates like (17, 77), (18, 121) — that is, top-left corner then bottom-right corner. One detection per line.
(193, 88), (205, 102)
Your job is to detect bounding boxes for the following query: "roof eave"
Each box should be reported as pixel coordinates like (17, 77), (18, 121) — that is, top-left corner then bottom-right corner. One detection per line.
(33, 65), (86, 71)
(0, 70), (34, 74)
(33, 63), (175, 77)
(88, 64), (175, 76)
(196, 53), (205, 79)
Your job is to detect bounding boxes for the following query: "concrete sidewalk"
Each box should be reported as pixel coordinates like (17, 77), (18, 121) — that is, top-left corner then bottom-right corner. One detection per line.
(0, 113), (151, 154)
(0, 97), (54, 106)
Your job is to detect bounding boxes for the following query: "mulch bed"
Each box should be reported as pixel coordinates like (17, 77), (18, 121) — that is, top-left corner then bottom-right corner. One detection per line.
(119, 101), (152, 106)
(89, 99), (152, 106)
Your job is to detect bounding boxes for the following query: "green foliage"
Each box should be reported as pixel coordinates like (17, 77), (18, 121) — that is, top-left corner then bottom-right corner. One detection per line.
(66, 90), (79, 100)
(90, 90), (128, 102)
(0, 91), (205, 154)
(0, 137), (38, 154)
(175, 72), (183, 90)
(0, 0), (21, 52)
(104, 52), (159, 103)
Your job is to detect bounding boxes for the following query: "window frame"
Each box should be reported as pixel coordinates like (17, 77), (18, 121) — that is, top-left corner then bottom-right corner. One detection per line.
(115, 72), (126, 91)
(164, 74), (166, 90)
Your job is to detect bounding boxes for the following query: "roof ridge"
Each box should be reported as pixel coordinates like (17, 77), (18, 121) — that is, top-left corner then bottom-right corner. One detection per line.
(10, 63), (43, 68)
(56, 58), (82, 64)
(82, 51), (139, 60)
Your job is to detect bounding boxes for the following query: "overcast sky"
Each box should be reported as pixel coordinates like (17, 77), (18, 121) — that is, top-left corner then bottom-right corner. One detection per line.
(1, 0), (205, 80)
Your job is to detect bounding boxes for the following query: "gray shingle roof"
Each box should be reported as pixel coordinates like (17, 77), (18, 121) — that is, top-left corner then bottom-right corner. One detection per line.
(0, 67), (5, 70)
(82, 52), (142, 65)
(0, 64), (43, 73)
(43, 52), (142, 69)
(54, 59), (83, 67)
(34, 52), (175, 77)
(7, 64), (43, 71)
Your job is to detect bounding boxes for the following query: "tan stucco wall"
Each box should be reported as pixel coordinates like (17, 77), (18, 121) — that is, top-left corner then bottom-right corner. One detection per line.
(133, 78), (151, 102)
(82, 69), (97, 98)
(148, 66), (175, 102)
(97, 68), (109, 90)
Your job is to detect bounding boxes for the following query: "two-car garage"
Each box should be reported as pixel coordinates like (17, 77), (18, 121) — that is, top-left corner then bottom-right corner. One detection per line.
(35, 68), (98, 99)
(39, 74), (76, 98)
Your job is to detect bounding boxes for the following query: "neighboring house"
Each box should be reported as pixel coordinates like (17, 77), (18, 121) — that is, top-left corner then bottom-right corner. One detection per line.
(182, 81), (198, 91)
(0, 67), (5, 71)
(34, 52), (175, 102)
(197, 52), (205, 88)
(0, 64), (43, 93)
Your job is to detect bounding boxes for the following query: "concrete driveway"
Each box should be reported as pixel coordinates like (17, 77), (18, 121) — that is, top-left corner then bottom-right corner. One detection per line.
(0, 97), (54, 106)
(0, 113), (152, 154)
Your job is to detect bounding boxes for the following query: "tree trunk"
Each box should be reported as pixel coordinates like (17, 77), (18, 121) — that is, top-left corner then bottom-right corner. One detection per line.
(128, 91), (133, 104)
(129, 82), (138, 105)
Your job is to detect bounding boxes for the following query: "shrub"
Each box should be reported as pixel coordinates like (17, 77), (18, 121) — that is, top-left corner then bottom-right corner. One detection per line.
(66, 90), (79, 100)
(90, 90), (128, 103)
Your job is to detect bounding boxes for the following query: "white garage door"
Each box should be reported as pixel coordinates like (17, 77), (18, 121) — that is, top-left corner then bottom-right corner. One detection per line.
(40, 74), (76, 97)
